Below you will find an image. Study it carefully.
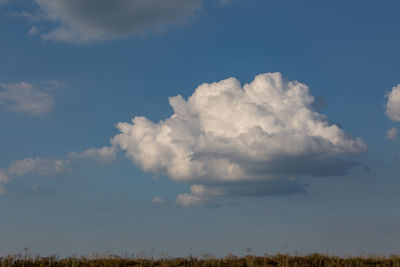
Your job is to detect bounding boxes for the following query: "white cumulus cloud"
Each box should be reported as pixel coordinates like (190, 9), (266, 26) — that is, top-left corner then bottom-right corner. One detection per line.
(32, 0), (204, 43)
(385, 84), (400, 122)
(112, 73), (367, 206)
(0, 81), (55, 115)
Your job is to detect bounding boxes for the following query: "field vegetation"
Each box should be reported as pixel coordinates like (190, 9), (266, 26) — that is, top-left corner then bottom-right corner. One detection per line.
(1, 254), (400, 267)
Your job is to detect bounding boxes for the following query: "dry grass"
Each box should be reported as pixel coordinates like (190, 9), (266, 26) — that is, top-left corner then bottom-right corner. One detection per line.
(1, 254), (400, 267)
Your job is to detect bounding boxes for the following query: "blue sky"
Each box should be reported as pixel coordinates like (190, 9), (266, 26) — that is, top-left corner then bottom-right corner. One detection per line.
(1, 0), (400, 257)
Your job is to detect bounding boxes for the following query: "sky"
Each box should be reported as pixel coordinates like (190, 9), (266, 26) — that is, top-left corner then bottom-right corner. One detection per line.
(1, 0), (400, 258)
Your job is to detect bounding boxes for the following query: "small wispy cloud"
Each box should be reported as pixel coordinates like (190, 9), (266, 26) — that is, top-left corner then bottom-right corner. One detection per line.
(151, 197), (166, 204)
(8, 157), (70, 177)
(387, 127), (398, 141)
(0, 157), (70, 194)
(0, 145), (119, 194)
(28, 25), (40, 36)
(69, 146), (117, 163)
(30, 185), (52, 195)
(0, 81), (56, 116)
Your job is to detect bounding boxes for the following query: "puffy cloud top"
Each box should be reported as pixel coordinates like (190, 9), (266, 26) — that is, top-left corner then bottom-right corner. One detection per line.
(113, 73), (366, 205)
(385, 84), (400, 122)
(33, 0), (203, 43)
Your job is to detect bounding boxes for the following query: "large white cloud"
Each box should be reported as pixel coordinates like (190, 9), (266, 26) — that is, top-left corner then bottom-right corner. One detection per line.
(385, 84), (400, 122)
(31, 0), (204, 43)
(112, 73), (367, 205)
(0, 81), (55, 115)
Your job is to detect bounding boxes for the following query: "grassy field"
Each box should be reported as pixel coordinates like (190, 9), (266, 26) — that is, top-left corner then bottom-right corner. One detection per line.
(1, 254), (400, 267)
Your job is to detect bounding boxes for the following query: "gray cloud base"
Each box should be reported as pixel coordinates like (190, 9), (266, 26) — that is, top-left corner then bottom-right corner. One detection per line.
(176, 180), (307, 206)
(34, 0), (203, 42)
